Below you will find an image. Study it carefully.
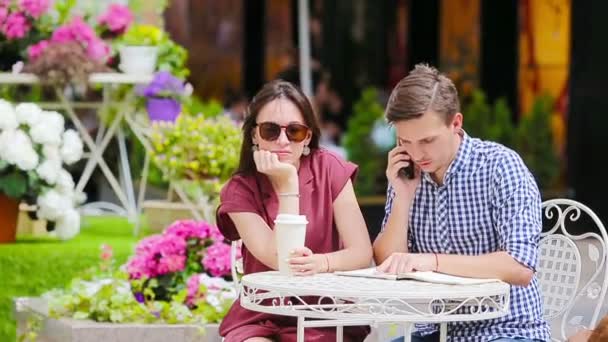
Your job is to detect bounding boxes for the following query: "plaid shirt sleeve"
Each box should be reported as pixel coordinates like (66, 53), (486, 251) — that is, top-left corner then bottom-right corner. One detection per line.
(491, 151), (542, 271)
(381, 185), (414, 251)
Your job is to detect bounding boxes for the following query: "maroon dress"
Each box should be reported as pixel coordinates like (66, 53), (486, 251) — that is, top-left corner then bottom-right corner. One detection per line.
(216, 148), (370, 341)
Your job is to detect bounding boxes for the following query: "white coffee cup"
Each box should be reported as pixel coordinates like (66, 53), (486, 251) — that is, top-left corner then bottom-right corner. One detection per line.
(274, 214), (308, 276)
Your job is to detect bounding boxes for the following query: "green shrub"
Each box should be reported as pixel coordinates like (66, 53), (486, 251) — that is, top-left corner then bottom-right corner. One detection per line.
(515, 95), (560, 189)
(342, 87), (387, 196)
(462, 89), (559, 189)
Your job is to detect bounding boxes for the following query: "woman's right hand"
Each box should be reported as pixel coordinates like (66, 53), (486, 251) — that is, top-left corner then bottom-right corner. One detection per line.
(253, 150), (298, 186)
(386, 145), (420, 198)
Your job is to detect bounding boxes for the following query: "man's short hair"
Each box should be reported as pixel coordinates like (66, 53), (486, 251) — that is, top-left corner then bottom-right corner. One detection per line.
(385, 63), (460, 124)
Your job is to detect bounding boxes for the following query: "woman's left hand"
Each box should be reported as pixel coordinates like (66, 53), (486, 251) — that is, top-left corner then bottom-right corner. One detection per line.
(287, 247), (328, 276)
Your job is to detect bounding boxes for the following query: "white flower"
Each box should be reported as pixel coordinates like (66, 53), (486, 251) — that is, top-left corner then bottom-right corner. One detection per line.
(56, 169), (76, 195)
(37, 189), (72, 221)
(54, 208), (80, 240)
(36, 159), (62, 184)
(43, 145), (61, 163)
(15, 103), (42, 126)
(30, 111), (65, 145)
(0, 130), (14, 161)
(0, 100), (18, 131)
(60, 129), (84, 164)
(3, 130), (39, 171)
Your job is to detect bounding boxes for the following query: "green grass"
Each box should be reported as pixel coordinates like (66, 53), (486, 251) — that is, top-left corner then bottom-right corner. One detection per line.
(0, 216), (149, 341)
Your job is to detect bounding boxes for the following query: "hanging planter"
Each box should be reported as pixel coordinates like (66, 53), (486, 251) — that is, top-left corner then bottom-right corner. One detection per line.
(118, 45), (158, 75)
(136, 71), (188, 123)
(146, 97), (181, 122)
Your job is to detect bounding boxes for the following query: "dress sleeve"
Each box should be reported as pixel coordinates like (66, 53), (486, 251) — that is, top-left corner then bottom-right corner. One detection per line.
(324, 150), (359, 202)
(215, 176), (261, 241)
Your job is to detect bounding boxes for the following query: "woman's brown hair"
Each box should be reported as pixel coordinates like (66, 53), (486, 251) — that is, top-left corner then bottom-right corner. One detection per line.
(235, 80), (321, 175)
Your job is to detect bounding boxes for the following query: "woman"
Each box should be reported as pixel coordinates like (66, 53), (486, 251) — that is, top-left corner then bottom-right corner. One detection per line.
(216, 80), (373, 341)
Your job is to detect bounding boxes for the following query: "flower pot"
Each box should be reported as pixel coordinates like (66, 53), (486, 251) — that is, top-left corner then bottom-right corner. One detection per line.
(146, 98), (181, 122)
(118, 45), (158, 74)
(0, 193), (19, 244)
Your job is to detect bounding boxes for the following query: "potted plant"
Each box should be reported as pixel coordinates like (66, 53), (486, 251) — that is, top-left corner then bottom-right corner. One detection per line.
(136, 70), (191, 122)
(0, 100), (84, 243)
(43, 220), (238, 328)
(0, 0), (54, 70)
(117, 23), (163, 74)
(144, 115), (241, 229)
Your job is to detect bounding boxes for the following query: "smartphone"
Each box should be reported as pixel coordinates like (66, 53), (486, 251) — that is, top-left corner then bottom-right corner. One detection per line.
(398, 161), (415, 180)
(397, 141), (415, 180)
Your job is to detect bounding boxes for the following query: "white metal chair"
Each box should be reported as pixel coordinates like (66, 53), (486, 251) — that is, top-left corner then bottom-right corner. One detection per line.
(230, 240), (243, 295)
(539, 198), (608, 341)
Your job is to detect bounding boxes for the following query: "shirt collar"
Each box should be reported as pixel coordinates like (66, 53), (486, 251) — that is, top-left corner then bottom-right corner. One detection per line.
(422, 129), (472, 186)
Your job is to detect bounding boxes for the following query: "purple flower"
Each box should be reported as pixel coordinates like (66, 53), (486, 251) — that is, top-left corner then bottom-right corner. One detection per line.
(134, 292), (145, 303)
(136, 71), (185, 99)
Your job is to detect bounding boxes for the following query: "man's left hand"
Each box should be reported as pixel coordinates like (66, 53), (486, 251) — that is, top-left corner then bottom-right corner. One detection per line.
(376, 252), (436, 274)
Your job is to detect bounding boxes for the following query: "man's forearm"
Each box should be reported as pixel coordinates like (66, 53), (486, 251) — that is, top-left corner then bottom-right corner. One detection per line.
(373, 195), (411, 264)
(437, 251), (534, 286)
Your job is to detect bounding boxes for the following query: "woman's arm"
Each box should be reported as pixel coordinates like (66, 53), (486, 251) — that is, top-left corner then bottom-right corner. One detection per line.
(227, 212), (278, 269)
(227, 151), (300, 270)
(288, 180), (373, 274)
(328, 179), (374, 271)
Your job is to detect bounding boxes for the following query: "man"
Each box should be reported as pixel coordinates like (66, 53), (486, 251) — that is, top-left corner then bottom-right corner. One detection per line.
(373, 64), (550, 342)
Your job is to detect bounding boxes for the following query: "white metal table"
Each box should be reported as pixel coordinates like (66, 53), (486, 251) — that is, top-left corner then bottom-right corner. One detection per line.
(240, 271), (510, 342)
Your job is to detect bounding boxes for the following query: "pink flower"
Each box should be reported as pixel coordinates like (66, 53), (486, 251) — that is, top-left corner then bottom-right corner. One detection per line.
(2, 12), (30, 39)
(19, 0), (51, 19)
(27, 39), (48, 60)
(50, 24), (75, 43)
(100, 244), (113, 261)
(0, 7), (8, 26)
(97, 4), (133, 34)
(186, 274), (203, 306)
(51, 17), (95, 43)
(86, 38), (110, 62)
(202, 242), (232, 277)
(165, 219), (215, 240)
(126, 233), (188, 279)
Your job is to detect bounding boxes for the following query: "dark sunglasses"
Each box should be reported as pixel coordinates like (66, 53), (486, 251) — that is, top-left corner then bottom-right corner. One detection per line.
(255, 122), (310, 142)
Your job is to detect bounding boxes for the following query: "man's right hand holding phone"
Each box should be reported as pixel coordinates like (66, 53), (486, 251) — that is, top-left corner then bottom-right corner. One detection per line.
(386, 145), (420, 200)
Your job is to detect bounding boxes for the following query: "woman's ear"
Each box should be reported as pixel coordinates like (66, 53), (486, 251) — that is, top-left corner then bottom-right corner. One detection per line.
(251, 128), (258, 145)
(304, 130), (313, 146)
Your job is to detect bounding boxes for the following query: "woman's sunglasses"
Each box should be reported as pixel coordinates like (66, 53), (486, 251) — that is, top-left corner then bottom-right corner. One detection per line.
(255, 122), (310, 142)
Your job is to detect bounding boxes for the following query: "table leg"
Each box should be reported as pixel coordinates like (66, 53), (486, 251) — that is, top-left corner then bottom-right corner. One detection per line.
(117, 127), (137, 222)
(56, 88), (130, 210)
(336, 325), (343, 342)
(134, 150), (150, 237)
(297, 316), (305, 342)
(439, 323), (447, 342)
(402, 323), (413, 342)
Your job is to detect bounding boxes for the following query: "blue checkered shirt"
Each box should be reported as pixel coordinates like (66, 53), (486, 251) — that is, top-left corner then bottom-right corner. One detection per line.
(381, 132), (550, 342)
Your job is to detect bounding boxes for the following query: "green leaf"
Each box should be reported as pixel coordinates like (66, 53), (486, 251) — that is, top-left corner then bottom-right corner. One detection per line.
(73, 311), (89, 320)
(0, 171), (28, 198)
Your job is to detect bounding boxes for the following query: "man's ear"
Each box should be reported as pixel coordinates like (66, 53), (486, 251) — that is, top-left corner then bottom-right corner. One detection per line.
(451, 112), (463, 132)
